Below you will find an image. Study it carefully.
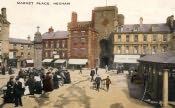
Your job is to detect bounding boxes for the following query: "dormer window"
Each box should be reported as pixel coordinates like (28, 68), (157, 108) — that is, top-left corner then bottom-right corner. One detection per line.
(117, 26), (123, 32)
(134, 25), (139, 32)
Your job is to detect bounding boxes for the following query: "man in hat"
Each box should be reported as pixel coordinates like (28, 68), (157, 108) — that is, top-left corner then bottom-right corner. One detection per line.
(90, 69), (95, 82)
(13, 78), (23, 107)
(103, 76), (111, 91)
(95, 74), (102, 92)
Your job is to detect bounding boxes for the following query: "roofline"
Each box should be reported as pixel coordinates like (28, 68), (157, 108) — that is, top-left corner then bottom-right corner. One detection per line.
(113, 31), (171, 34)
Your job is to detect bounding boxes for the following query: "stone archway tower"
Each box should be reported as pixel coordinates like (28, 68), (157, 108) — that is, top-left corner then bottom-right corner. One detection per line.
(34, 26), (42, 68)
(93, 6), (124, 67)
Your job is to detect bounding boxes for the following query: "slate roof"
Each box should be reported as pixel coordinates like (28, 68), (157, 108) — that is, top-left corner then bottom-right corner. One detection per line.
(138, 51), (175, 64)
(42, 31), (68, 39)
(115, 23), (171, 33)
(9, 38), (32, 44)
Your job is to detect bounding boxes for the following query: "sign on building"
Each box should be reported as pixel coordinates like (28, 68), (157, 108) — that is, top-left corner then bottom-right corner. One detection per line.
(9, 52), (14, 59)
(54, 55), (60, 59)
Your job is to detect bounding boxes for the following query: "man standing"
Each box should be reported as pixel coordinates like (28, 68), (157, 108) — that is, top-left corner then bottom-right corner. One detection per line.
(95, 67), (98, 74)
(2, 64), (5, 75)
(95, 75), (102, 92)
(13, 78), (23, 107)
(103, 76), (111, 91)
(8, 66), (13, 75)
(79, 65), (82, 74)
(90, 69), (95, 82)
(105, 65), (108, 72)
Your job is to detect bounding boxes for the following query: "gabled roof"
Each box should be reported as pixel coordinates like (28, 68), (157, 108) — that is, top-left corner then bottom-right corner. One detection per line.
(42, 31), (68, 39)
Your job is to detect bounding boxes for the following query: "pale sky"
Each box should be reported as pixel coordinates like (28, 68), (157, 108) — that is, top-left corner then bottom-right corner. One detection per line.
(0, 0), (174, 40)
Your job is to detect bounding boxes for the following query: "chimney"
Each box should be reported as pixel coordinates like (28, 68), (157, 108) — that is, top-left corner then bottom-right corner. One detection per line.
(48, 26), (54, 33)
(139, 17), (143, 25)
(71, 11), (78, 27)
(91, 10), (95, 28)
(1, 8), (6, 19)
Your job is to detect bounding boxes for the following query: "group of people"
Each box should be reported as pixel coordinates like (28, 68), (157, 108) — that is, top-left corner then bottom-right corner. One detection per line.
(2, 67), (71, 107)
(1, 65), (13, 75)
(90, 68), (111, 92)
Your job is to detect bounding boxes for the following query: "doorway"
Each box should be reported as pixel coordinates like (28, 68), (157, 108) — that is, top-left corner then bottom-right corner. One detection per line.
(100, 39), (110, 68)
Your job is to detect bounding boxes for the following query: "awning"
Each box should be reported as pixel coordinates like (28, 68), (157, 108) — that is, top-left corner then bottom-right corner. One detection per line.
(26, 59), (33, 64)
(42, 59), (53, 63)
(68, 59), (88, 65)
(114, 55), (140, 63)
(54, 59), (66, 64)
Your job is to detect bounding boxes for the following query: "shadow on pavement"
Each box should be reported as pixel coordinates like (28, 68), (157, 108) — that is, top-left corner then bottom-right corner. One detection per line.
(110, 103), (124, 108)
(33, 93), (51, 107)
(54, 80), (92, 108)
(29, 78), (91, 108)
(0, 103), (5, 108)
(72, 78), (89, 85)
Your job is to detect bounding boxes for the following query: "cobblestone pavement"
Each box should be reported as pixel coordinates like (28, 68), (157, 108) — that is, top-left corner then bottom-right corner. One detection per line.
(0, 68), (154, 108)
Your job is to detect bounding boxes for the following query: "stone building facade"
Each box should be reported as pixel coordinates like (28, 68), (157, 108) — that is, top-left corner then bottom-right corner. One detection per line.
(9, 36), (34, 68)
(67, 12), (98, 68)
(112, 17), (173, 67)
(93, 6), (124, 67)
(42, 27), (68, 60)
(0, 8), (10, 65)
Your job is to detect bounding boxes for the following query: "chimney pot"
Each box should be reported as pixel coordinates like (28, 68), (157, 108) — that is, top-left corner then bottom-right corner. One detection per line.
(1, 8), (6, 19)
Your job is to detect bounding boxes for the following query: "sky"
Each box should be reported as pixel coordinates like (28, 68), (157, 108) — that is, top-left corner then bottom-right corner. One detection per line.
(0, 0), (175, 40)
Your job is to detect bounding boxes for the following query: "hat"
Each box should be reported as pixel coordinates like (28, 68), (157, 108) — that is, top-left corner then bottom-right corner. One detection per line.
(10, 76), (14, 79)
(15, 77), (19, 81)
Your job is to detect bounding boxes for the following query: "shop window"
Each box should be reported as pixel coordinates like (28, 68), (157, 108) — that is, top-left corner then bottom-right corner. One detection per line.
(143, 34), (147, 42)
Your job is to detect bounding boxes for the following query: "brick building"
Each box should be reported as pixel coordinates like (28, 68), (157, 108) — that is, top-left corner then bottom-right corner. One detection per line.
(42, 27), (68, 67)
(67, 12), (98, 68)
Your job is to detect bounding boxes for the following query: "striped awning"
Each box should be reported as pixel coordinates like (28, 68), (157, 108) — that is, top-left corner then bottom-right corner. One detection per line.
(54, 59), (66, 64)
(42, 59), (53, 63)
(26, 59), (33, 63)
(68, 59), (87, 65)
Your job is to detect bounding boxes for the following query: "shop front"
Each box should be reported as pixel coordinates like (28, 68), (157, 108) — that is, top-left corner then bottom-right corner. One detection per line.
(68, 59), (88, 69)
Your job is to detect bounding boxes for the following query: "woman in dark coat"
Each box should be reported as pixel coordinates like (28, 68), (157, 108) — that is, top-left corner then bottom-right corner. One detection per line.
(53, 73), (59, 89)
(43, 72), (53, 92)
(4, 76), (15, 103)
(25, 75), (35, 95)
(34, 75), (42, 94)
(2, 65), (5, 75)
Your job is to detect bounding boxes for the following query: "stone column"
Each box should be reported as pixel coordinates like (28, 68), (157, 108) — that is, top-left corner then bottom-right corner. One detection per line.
(162, 69), (169, 108)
